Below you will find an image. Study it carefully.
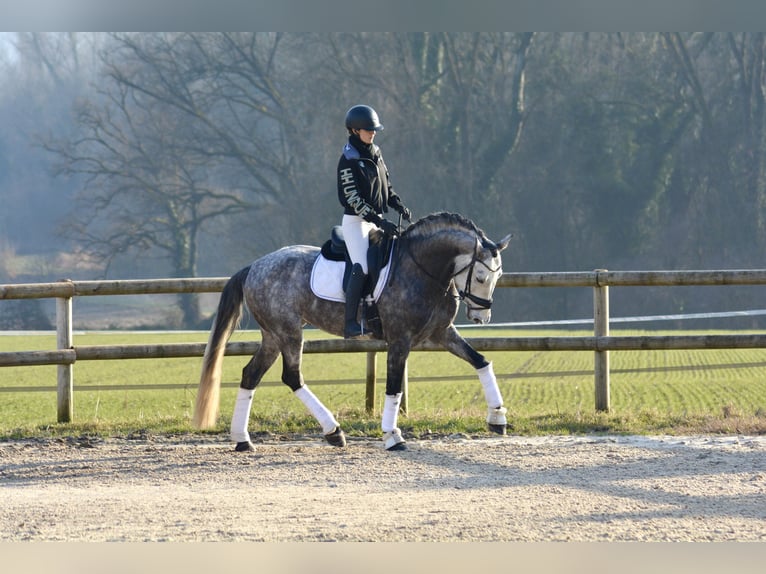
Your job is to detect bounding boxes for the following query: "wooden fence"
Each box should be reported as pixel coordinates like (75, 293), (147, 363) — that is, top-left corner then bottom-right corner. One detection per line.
(3, 269), (766, 423)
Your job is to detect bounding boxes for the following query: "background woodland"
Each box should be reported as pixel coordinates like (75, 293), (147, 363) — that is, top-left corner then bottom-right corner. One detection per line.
(3, 32), (766, 327)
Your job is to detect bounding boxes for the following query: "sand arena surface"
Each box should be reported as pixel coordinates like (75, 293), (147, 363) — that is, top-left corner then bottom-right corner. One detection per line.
(1, 433), (765, 542)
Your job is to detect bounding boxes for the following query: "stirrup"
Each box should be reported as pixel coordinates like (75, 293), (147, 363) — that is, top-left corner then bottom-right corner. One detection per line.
(383, 428), (407, 451)
(344, 322), (371, 340)
(487, 406), (508, 435)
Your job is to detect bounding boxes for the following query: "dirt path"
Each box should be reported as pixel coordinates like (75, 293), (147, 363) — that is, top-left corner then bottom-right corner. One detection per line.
(1, 433), (765, 542)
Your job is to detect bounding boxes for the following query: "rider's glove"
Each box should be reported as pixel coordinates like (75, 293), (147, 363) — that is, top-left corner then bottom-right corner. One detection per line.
(379, 219), (399, 237)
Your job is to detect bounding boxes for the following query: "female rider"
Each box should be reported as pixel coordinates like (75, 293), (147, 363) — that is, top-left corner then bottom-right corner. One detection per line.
(337, 104), (412, 339)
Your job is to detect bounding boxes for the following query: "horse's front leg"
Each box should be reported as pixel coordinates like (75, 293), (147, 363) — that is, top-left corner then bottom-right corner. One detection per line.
(434, 325), (508, 435)
(382, 338), (411, 451)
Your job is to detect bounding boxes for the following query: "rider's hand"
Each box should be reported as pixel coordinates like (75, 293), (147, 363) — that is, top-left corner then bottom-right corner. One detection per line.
(399, 206), (412, 221)
(379, 219), (399, 237)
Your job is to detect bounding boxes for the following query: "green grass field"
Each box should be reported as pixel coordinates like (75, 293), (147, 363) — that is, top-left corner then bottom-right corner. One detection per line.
(1, 328), (765, 439)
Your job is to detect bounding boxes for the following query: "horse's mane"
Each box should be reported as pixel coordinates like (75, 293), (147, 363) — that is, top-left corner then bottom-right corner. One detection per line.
(402, 211), (491, 245)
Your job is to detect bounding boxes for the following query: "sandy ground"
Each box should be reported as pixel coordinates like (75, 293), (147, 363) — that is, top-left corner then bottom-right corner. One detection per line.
(1, 433), (765, 542)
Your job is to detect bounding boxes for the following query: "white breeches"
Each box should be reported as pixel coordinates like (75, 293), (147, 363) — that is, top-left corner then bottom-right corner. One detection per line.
(342, 214), (375, 274)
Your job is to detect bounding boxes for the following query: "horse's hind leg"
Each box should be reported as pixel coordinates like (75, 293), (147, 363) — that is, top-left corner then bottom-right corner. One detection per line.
(231, 334), (280, 452)
(279, 335), (346, 447)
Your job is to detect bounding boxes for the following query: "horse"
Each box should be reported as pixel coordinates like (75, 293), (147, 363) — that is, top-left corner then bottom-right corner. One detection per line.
(192, 211), (512, 451)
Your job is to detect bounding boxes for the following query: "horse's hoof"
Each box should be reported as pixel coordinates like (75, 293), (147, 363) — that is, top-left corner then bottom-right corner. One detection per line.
(234, 441), (255, 452)
(488, 423), (507, 435)
(486, 406), (508, 435)
(383, 428), (407, 451)
(324, 427), (347, 447)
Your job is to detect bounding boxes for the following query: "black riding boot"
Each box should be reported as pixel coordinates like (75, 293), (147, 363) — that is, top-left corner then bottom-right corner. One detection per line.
(344, 263), (368, 339)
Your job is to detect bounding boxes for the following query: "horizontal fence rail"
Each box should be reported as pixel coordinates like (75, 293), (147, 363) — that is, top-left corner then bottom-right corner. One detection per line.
(5, 269), (766, 299)
(497, 269), (766, 287)
(3, 269), (766, 422)
(7, 333), (766, 368)
(0, 278), (229, 299)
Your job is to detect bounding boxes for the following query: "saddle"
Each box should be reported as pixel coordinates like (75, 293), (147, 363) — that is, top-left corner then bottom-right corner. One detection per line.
(311, 227), (398, 339)
(319, 226), (396, 293)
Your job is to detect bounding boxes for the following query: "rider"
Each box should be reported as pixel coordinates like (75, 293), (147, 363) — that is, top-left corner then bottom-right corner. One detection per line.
(337, 104), (412, 339)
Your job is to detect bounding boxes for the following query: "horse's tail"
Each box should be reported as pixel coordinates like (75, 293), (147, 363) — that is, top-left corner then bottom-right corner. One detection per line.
(192, 266), (251, 429)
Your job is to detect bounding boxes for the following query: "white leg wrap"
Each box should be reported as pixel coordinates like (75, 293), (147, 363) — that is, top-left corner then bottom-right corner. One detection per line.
(295, 386), (338, 434)
(477, 362), (503, 409)
(381, 392), (403, 433)
(230, 388), (254, 443)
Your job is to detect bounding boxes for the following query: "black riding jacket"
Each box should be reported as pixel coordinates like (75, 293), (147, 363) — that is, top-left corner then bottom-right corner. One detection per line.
(337, 134), (404, 225)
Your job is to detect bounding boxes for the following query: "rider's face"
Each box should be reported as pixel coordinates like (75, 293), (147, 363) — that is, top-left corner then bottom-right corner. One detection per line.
(356, 129), (376, 145)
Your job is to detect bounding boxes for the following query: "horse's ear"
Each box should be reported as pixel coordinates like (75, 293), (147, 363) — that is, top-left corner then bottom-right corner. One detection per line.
(496, 233), (513, 252)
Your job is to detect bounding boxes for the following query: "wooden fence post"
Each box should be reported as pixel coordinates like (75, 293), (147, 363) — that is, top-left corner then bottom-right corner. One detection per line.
(365, 351), (376, 413)
(56, 290), (74, 422)
(593, 269), (610, 412)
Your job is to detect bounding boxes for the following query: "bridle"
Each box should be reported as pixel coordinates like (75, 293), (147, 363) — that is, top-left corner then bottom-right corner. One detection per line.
(454, 238), (502, 311)
(404, 235), (501, 311)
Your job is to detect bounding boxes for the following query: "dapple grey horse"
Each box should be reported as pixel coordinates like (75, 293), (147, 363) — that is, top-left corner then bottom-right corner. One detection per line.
(193, 212), (512, 451)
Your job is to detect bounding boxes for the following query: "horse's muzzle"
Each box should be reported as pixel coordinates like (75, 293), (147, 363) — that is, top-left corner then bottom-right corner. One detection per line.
(468, 308), (491, 325)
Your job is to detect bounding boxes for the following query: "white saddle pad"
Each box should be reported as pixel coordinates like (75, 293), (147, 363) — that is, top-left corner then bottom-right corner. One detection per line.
(310, 254), (393, 303)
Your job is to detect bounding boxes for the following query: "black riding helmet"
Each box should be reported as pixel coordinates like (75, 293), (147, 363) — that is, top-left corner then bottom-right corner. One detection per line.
(345, 105), (384, 132)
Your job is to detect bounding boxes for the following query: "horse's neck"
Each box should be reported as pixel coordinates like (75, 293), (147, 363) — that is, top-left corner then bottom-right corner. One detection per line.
(405, 228), (476, 282)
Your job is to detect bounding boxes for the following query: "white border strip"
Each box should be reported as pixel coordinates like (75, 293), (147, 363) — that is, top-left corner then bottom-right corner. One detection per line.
(463, 309), (766, 328)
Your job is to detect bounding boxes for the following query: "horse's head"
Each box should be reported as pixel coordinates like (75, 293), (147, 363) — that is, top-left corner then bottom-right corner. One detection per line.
(401, 212), (512, 324)
(454, 233), (512, 324)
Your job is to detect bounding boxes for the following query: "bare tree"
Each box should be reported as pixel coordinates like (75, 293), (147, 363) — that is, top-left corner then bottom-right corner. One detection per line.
(320, 33), (534, 221)
(47, 32), (318, 325)
(0, 33), (99, 256)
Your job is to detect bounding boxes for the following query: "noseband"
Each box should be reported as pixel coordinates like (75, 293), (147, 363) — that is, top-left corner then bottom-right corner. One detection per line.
(404, 236), (501, 311)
